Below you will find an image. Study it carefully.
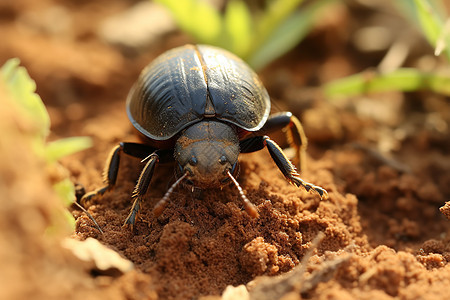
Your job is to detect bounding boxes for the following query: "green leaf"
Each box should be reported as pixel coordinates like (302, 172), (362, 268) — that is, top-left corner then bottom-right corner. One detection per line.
(45, 136), (93, 163)
(53, 178), (77, 207)
(223, 0), (253, 57)
(249, 0), (334, 70)
(1, 58), (50, 141)
(1, 59), (92, 233)
(435, 18), (450, 57)
(156, 0), (337, 68)
(323, 68), (450, 98)
(156, 0), (222, 44)
(253, 0), (305, 50)
(397, 0), (450, 60)
(413, 0), (442, 45)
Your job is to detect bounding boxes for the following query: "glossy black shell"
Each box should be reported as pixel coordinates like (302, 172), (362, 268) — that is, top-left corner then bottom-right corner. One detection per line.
(126, 44), (270, 140)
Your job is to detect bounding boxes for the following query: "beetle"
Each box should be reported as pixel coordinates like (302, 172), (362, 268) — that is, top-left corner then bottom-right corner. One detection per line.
(81, 44), (328, 227)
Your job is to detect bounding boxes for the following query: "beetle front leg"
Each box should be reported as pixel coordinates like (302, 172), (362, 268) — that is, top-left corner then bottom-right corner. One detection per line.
(122, 148), (174, 227)
(80, 142), (157, 207)
(240, 136), (328, 199)
(123, 153), (159, 228)
(258, 112), (307, 171)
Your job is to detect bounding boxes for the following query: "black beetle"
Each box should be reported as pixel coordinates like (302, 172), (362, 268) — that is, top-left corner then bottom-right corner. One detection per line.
(81, 44), (327, 226)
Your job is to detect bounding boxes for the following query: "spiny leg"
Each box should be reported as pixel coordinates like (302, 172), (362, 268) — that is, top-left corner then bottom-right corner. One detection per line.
(80, 142), (157, 207)
(80, 145), (121, 207)
(240, 136), (328, 199)
(123, 148), (175, 227)
(123, 153), (159, 228)
(258, 112), (307, 171)
(264, 136), (327, 198)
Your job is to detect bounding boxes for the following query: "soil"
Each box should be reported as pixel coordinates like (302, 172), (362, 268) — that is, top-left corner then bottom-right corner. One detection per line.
(1, 1), (450, 300)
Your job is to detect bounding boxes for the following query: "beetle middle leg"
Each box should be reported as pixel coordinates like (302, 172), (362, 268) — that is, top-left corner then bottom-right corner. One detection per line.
(257, 112), (307, 171)
(240, 136), (328, 199)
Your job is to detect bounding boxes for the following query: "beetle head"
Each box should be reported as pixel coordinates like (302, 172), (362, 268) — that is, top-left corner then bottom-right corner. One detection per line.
(175, 121), (239, 188)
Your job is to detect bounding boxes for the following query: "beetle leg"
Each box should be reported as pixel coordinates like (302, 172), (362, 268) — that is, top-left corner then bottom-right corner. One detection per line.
(123, 152), (159, 228)
(240, 136), (328, 199)
(257, 112), (307, 172)
(80, 145), (121, 207)
(122, 148), (175, 228)
(80, 142), (157, 207)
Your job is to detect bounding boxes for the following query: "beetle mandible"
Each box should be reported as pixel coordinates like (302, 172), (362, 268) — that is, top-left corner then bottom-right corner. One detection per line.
(81, 44), (328, 226)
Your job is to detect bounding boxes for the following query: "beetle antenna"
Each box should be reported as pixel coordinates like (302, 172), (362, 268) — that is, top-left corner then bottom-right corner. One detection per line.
(227, 171), (259, 218)
(153, 172), (188, 217)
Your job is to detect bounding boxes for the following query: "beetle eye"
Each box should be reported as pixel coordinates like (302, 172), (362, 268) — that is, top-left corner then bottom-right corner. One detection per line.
(219, 155), (227, 164)
(189, 156), (198, 166)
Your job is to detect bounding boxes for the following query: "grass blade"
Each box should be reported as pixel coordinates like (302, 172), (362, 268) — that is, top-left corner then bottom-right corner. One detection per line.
(414, 0), (440, 42)
(224, 0), (253, 57)
(435, 18), (450, 57)
(249, 0), (334, 70)
(45, 137), (93, 163)
(248, 0), (304, 61)
(155, 0), (222, 44)
(323, 68), (450, 98)
(397, 0), (450, 60)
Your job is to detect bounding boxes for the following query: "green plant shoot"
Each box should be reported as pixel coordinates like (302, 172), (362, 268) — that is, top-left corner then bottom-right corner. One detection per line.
(0, 58), (92, 229)
(156, 0), (335, 70)
(323, 68), (450, 99)
(396, 0), (450, 60)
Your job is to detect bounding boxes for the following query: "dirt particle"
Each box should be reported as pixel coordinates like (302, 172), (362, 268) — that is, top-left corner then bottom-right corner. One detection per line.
(240, 237), (279, 276)
(440, 201), (450, 220)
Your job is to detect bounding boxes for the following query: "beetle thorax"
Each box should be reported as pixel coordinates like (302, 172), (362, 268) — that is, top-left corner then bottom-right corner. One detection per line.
(174, 120), (239, 188)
